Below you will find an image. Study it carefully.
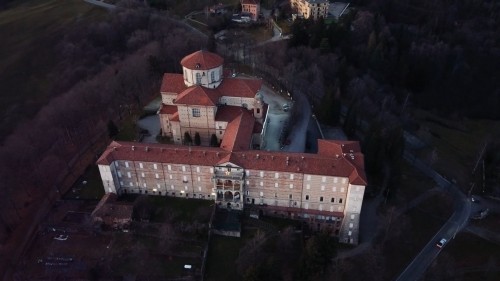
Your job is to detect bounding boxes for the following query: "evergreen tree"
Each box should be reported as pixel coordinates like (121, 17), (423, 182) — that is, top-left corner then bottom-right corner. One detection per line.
(194, 132), (201, 146)
(343, 101), (358, 138)
(210, 134), (218, 147)
(207, 31), (217, 52)
(183, 131), (192, 145)
(298, 231), (337, 280)
(107, 120), (119, 138)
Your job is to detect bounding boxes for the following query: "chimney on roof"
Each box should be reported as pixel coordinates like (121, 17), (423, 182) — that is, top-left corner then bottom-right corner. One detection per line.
(132, 146), (135, 151)
(189, 147), (192, 153)
(203, 151), (206, 156)
(145, 147), (149, 152)
(286, 156), (290, 161)
(256, 154), (260, 159)
(242, 154), (245, 158)
(216, 152), (220, 157)
(113, 147), (117, 151)
(271, 155), (274, 160)
(301, 156), (304, 160)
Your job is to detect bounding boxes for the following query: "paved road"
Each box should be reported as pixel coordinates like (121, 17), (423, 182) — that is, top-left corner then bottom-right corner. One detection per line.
(83, 0), (115, 10)
(396, 153), (472, 281)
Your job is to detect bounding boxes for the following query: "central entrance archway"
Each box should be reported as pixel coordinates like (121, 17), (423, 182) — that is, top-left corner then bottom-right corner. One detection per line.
(224, 191), (233, 201)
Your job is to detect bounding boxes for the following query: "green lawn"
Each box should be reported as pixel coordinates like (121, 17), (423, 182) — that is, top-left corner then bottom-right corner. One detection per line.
(64, 164), (105, 200)
(115, 114), (139, 141)
(0, 0), (105, 138)
(430, 232), (500, 280)
(205, 233), (248, 281)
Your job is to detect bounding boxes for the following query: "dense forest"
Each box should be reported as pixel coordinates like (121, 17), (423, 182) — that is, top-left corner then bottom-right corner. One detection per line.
(0, 1), (205, 248)
(250, 0), (500, 199)
(289, 0), (500, 120)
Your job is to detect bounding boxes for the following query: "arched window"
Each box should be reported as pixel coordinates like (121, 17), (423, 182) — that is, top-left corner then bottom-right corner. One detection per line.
(196, 73), (202, 84)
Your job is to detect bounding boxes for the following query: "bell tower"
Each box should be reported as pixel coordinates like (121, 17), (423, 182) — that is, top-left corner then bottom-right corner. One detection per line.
(253, 91), (264, 122)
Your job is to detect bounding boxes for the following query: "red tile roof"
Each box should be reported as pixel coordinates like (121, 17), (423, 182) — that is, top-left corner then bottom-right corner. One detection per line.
(170, 112), (179, 121)
(217, 153), (244, 167)
(317, 140), (366, 185)
(220, 109), (254, 152)
(175, 86), (219, 106)
(96, 140), (366, 184)
(215, 106), (246, 122)
(217, 78), (263, 98)
(181, 50), (224, 70)
(159, 104), (177, 114)
(160, 73), (186, 94)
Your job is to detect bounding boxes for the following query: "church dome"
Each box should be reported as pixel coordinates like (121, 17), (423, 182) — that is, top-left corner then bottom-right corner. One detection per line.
(181, 50), (224, 70)
(255, 91), (263, 101)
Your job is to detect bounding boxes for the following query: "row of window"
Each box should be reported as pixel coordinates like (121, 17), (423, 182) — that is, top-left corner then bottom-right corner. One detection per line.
(304, 195), (343, 203)
(120, 181), (209, 191)
(120, 162), (206, 173)
(119, 171), (348, 193)
(191, 71), (220, 85)
(119, 160), (347, 184)
(123, 188), (211, 199)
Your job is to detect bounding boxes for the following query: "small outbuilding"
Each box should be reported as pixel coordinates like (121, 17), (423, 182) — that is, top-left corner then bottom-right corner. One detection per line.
(91, 193), (133, 229)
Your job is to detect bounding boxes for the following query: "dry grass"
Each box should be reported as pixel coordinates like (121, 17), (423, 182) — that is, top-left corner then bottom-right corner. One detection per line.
(0, 0), (106, 137)
(412, 109), (500, 190)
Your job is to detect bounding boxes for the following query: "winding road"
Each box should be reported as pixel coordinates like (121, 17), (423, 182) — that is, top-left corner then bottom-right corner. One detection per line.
(395, 148), (472, 281)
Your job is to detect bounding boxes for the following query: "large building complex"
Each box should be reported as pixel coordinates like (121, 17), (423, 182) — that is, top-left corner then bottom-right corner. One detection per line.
(290, 0), (330, 20)
(97, 50), (367, 244)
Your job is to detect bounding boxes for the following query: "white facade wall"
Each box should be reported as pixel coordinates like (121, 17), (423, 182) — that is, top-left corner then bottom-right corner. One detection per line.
(99, 164), (117, 194)
(105, 160), (215, 199)
(339, 184), (365, 244)
(218, 96), (255, 109)
(183, 65), (223, 88)
(100, 160), (365, 244)
(161, 93), (177, 105)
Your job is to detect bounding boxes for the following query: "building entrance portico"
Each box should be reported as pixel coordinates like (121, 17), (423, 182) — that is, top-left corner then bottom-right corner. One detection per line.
(212, 164), (245, 210)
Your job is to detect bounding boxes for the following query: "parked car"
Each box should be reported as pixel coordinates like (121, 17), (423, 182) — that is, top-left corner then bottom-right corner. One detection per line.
(436, 238), (447, 248)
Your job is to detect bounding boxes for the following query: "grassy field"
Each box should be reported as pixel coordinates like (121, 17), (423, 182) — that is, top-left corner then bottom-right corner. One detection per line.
(0, 0), (106, 139)
(412, 110), (500, 191)
(434, 232), (500, 280)
(64, 164), (105, 200)
(205, 231), (251, 281)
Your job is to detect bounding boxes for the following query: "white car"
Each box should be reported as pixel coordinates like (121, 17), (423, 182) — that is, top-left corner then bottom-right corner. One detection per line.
(436, 238), (447, 248)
